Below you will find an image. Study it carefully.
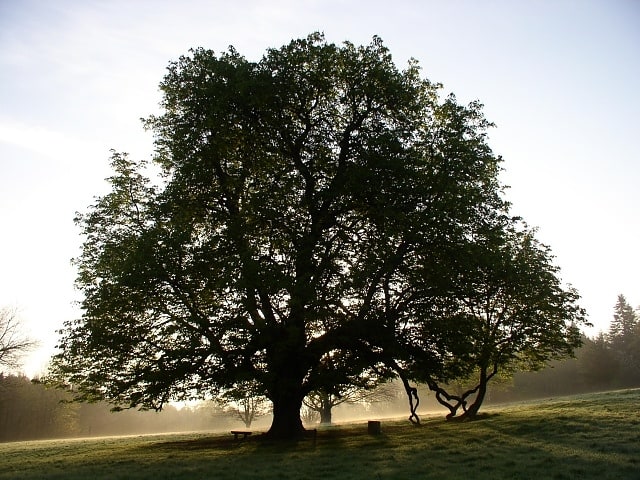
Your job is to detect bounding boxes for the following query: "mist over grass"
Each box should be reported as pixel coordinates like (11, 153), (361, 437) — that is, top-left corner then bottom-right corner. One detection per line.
(1, 389), (638, 480)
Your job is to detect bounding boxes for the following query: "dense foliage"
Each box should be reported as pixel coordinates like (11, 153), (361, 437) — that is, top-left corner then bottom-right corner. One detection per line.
(50, 33), (587, 438)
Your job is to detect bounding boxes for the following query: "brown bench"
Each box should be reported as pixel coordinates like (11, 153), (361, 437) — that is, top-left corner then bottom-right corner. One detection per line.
(231, 430), (252, 440)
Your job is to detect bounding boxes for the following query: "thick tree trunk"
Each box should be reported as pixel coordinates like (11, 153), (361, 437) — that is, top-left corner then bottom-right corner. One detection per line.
(267, 391), (305, 439)
(263, 312), (309, 439)
(265, 345), (307, 439)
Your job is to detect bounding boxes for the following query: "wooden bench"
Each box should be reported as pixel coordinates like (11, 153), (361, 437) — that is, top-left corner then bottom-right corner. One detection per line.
(231, 430), (252, 440)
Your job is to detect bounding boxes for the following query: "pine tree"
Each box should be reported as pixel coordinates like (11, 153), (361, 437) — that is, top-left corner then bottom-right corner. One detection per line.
(608, 294), (639, 385)
(609, 295), (637, 348)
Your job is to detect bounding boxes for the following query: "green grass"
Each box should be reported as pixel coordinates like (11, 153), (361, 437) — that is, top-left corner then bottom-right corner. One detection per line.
(2, 389), (639, 479)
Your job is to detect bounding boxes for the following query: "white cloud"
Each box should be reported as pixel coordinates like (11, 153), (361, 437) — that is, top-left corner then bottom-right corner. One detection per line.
(0, 120), (97, 161)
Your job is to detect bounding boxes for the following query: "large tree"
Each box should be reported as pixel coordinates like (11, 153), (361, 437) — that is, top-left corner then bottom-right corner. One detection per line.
(51, 34), (569, 439)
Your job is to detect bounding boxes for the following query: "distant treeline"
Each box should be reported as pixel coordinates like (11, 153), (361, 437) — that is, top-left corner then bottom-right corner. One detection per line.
(493, 334), (639, 403)
(484, 294), (640, 403)
(0, 375), (237, 442)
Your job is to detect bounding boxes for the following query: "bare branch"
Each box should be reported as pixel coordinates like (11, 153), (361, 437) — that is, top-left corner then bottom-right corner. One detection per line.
(0, 307), (38, 371)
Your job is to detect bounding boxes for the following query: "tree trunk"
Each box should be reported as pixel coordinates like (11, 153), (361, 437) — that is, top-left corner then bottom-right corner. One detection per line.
(460, 367), (488, 420)
(264, 317), (309, 439)
(265, 348), (307, 439)
(319, 404), (332, 424)
(267, 391), (305, 439)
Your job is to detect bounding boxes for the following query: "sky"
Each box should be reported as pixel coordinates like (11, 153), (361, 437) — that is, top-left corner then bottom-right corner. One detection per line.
(1, 0), (638, 377)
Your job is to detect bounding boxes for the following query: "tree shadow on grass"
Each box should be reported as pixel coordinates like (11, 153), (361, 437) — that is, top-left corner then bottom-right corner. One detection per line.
(142, 424), (393, 455)
(140, 435), (242, 453)
(138, 429), (324, 454)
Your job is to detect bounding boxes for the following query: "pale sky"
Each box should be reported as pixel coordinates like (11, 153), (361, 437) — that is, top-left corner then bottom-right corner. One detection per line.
(1, 0), (638, 377)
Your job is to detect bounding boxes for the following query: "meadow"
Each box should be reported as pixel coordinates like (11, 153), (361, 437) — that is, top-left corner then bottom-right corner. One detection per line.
(1, 389), (638, 480)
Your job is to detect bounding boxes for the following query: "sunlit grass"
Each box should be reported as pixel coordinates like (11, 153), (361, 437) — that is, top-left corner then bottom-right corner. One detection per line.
(1, 389), (638, 479)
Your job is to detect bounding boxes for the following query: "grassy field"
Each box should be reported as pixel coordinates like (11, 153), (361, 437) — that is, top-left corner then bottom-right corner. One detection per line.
(1, 389), (638, 480)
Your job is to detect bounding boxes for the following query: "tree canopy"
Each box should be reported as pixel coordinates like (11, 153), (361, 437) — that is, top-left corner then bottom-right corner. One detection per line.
(50, 33), (587, 439)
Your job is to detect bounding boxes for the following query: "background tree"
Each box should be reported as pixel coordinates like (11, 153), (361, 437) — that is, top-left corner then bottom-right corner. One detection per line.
(302, 348), (393, 425)
(406, 226), (586, 420)
(628, 311), (640, 384)
(303, 382), (397, 425)
(50, 33), (563, 439)
(577, 333), (620, 389)
(608, 295), (637, 345)
(300, 404), (320, 426)
(0, 307), (37, 372)
(218, 381), (271, 429)
(607, 295), (639, 385)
